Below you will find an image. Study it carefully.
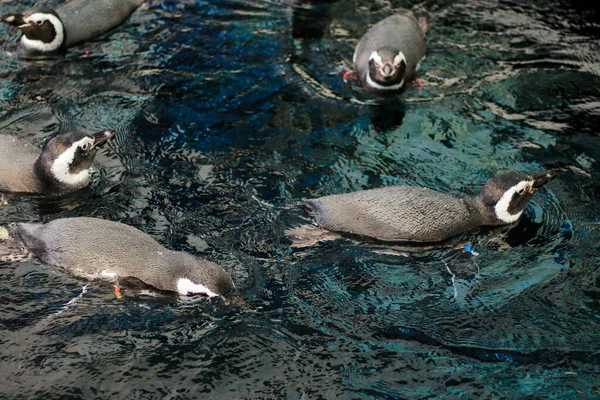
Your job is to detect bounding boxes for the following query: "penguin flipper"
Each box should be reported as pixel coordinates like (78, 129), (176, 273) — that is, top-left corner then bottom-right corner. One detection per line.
(285, 225), (342, 248)
(417, 17), (430, 34)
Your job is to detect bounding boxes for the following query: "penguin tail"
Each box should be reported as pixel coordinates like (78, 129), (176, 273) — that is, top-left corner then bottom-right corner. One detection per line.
(301, 199), (325, 218)
(284, 225), (341, 248)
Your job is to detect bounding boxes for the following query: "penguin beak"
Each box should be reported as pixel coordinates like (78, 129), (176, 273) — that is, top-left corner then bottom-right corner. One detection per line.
(0, 13), (25, 27)
(1, 14), (38, 36)
(17, 22), (39, 37)
(382, 64), (393, 77)
(91, 130), (116, 149)
(532, 170), (559, 189)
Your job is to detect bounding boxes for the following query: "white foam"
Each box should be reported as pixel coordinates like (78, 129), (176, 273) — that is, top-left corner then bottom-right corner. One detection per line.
(415, 54), (427, 71)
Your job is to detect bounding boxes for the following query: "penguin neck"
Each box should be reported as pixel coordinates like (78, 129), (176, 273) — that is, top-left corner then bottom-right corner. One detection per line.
(133, 251), (209, 296)
(365, 71), (404, 91)
(471, 196), (504, 226)
(33, 156), (89, 194)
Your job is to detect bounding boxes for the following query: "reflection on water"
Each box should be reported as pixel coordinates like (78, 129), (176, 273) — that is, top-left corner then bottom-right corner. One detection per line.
(0, 0), (599, 398)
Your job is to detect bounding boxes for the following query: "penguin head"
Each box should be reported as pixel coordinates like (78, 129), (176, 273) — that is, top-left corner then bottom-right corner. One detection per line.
(174, 253), (242, 304)
(477, 171), (558, 224)
(1, 7), (65, 56)
(366, 47), (407, 91)
(35, 130), (116, 191)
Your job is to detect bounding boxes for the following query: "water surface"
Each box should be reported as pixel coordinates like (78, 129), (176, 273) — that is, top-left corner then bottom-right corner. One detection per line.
(0, 0), (599, 398)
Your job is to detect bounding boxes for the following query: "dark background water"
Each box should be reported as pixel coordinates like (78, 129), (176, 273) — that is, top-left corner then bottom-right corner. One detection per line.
(0, 0), (599, 398)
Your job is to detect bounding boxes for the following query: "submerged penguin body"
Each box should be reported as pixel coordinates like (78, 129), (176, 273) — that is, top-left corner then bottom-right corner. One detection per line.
(287, 171), (558, 247)
(353, 12), (427, 93)
(11, 217), (238, 299)
(305, 186), (482, 243)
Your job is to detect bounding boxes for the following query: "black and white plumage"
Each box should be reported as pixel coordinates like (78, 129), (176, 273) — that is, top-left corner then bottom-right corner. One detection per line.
(286, 171), (558, 247)
(1, 217), (239, 300)
(353, 11), (427, 94)
(0, 130), (115, 196)
(1, 0), (143, 58)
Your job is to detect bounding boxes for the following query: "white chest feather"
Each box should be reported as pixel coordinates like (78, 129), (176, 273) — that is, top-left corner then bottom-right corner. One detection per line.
(177, 278), (219, 297)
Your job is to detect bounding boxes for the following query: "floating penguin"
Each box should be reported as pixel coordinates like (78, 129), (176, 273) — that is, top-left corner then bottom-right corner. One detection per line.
(1, 0), (143, 59)
(286, 171), (558, 247)
(0, 217), (241, 302)
(350, 11), (428, 94)
(0, 130), (115, 197)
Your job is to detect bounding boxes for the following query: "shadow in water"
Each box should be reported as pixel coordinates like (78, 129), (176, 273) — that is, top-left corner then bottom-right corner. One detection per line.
(291, 0), (339, 40)
(369, 100), (406, 133)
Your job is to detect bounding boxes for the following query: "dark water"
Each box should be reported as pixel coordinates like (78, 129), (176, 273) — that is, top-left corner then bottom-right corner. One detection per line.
(0, 0), (599, 398)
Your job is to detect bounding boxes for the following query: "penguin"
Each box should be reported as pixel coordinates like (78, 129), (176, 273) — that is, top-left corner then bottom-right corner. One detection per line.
(0, 130), (115, 197)
(286, 171), (558, 247)
(0, 217), (241, 302)
(1, 0), (144, 59)
(351, 11), (428, 94)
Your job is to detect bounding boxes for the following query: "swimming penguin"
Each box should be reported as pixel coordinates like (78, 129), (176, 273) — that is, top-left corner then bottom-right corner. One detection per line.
(0, 130), (115, 197)
(286, 171), (558, 247)
(351, 11), (428, 94)
(1, 0), (143, 59)
(0, 217), (240, 301)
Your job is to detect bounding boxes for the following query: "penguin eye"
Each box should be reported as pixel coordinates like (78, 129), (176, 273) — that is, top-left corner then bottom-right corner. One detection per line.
(516, 188), (525, 195)
(81, 143), (90, 152)
(35, 20), (43, 26)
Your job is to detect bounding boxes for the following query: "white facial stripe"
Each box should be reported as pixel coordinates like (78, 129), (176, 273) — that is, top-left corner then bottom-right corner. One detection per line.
(177, 278), (219, 297)
(393, 52), (406, 67)
(494, 180), (533, 223)
(366, 71), (404, 90)
(369, 51), (383, 66)
(20, 13), (64, 52)
(50, 137), (94, 186)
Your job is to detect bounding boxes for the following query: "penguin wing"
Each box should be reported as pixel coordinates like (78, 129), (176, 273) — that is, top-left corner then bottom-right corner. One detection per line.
(306, 186), (477, 242)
